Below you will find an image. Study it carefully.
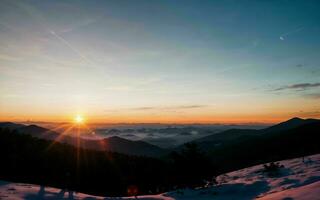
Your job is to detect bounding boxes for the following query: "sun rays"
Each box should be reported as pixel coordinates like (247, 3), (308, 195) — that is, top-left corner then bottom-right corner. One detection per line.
(74, 115), (85, 125)
(45, 115), (101, 156)
(42, 115), (108, 170)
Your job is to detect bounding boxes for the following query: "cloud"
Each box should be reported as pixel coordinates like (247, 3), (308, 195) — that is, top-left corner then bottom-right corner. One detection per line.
(305, 93), (320, 99)
(129, 105), (208, 111)
(130, 107), (155, 111)
(171, 105), (208, 109)
(105, 105), (209, 113)
(155, 105), (208, 110)
(294, 110), (320, 118)
(274, 83), (320, 91)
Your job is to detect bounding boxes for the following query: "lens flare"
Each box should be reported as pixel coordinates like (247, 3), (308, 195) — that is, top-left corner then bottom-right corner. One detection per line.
(74, 115), (84, 124)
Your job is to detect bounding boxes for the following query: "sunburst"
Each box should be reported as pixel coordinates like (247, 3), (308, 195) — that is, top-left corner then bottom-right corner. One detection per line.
(74, 114), (84, 125)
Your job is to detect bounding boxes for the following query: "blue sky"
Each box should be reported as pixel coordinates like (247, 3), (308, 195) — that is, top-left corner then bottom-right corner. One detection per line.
(0, 0), (320, 123)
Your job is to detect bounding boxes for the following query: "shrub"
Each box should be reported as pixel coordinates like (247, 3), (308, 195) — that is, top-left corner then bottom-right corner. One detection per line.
(262, 162), (284, 176)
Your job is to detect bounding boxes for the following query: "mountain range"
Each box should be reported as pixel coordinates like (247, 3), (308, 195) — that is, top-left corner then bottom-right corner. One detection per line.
(189, 117), (320, 152)
(0, 122), (167, 157)
(0, 117), (319, 160)
(1, 117), (320, 196)
(188, 117), (320, 173)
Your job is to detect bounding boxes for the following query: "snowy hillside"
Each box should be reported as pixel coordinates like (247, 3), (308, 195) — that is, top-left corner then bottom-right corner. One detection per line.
(1, 154), (320, 200)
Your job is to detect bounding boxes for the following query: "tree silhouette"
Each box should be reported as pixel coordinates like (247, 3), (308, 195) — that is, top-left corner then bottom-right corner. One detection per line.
(170, 143), (215, 188)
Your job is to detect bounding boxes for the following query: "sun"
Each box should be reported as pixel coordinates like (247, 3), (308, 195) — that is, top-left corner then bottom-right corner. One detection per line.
(74, 115), (84, 124)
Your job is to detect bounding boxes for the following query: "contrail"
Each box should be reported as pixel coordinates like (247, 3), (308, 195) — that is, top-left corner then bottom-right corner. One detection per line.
(8, 0), (95, 66)
(49, 30), (93, 65)
(280, 27), (304, 40)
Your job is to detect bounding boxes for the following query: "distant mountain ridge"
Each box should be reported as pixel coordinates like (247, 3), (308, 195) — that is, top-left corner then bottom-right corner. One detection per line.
(0, 122), (25, 130)
(1, 117), (319, 158)
(188, 117), (320, 148)
(194, 128), (259, 143)
(1, 117), (320, 189)
(17, 124), (60, 140)
(0, 123), (167, 157)
(262, 117), (319, 133)
(176, 117), (320, 174)
(99, 136), (166, 157)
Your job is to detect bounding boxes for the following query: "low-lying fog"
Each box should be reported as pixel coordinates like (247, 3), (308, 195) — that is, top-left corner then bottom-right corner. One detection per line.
(29, 122), (269, 148)
(93, 124), (268, 148)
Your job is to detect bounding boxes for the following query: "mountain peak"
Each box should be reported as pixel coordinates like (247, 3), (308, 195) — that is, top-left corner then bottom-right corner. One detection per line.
(105, 136), (126, 141)
(264, 117), (319, 133)
(287, 117), (303, 122)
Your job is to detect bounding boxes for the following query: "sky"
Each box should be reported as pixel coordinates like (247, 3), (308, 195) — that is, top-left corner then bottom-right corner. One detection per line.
(0, 0), (320, 124)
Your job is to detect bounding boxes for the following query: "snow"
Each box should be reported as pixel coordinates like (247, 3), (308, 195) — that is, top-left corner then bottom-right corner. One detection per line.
(1, 154), (320, 200)
(258, 181), (320, 200)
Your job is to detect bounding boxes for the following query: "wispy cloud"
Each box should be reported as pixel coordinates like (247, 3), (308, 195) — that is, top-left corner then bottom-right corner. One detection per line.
(296, 64), (304, 68)
(305, 93), (320, 99)
(105, 105), (209, 113)
(171, 105), (208, 109)
(293, 110), (320, 118)
(129, 107), (155, 111)
(131, 105), (208, 111)
(274, 83), (320, 91)
(104, 78), (163, 92)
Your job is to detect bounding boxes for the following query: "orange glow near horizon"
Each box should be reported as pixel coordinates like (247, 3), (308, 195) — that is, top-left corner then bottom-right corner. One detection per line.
(1, 97), (319, 125)
(1, 112), (319, 126)
(2, 100), (319, 125)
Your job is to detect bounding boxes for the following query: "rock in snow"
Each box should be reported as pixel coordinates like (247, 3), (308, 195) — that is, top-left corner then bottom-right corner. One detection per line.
(1, 154), (320, 200)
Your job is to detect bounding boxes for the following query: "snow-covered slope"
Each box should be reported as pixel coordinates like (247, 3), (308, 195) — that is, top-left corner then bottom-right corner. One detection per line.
(1, 154), (320, 200)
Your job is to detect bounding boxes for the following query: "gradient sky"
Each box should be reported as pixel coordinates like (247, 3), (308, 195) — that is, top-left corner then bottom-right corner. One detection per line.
(0, 0), (320, 124)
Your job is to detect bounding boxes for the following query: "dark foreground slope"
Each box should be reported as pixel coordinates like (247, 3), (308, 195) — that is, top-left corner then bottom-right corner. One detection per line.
(0, 128), (214, 196)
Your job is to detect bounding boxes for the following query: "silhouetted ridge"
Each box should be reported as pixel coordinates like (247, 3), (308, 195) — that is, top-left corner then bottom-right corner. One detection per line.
(18, 124), (52, 133)
(105, 136), (127, 141)
(0, 122), (25, 130)
(181, 117), (320, 159)
(3, 123), (167, 157)
(194, 128), (259, 143)
(176, 118), (320, 174)
(102, 136), (167, 157)
(262, 117), (319, 133)
(17, 124), (59, 140)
